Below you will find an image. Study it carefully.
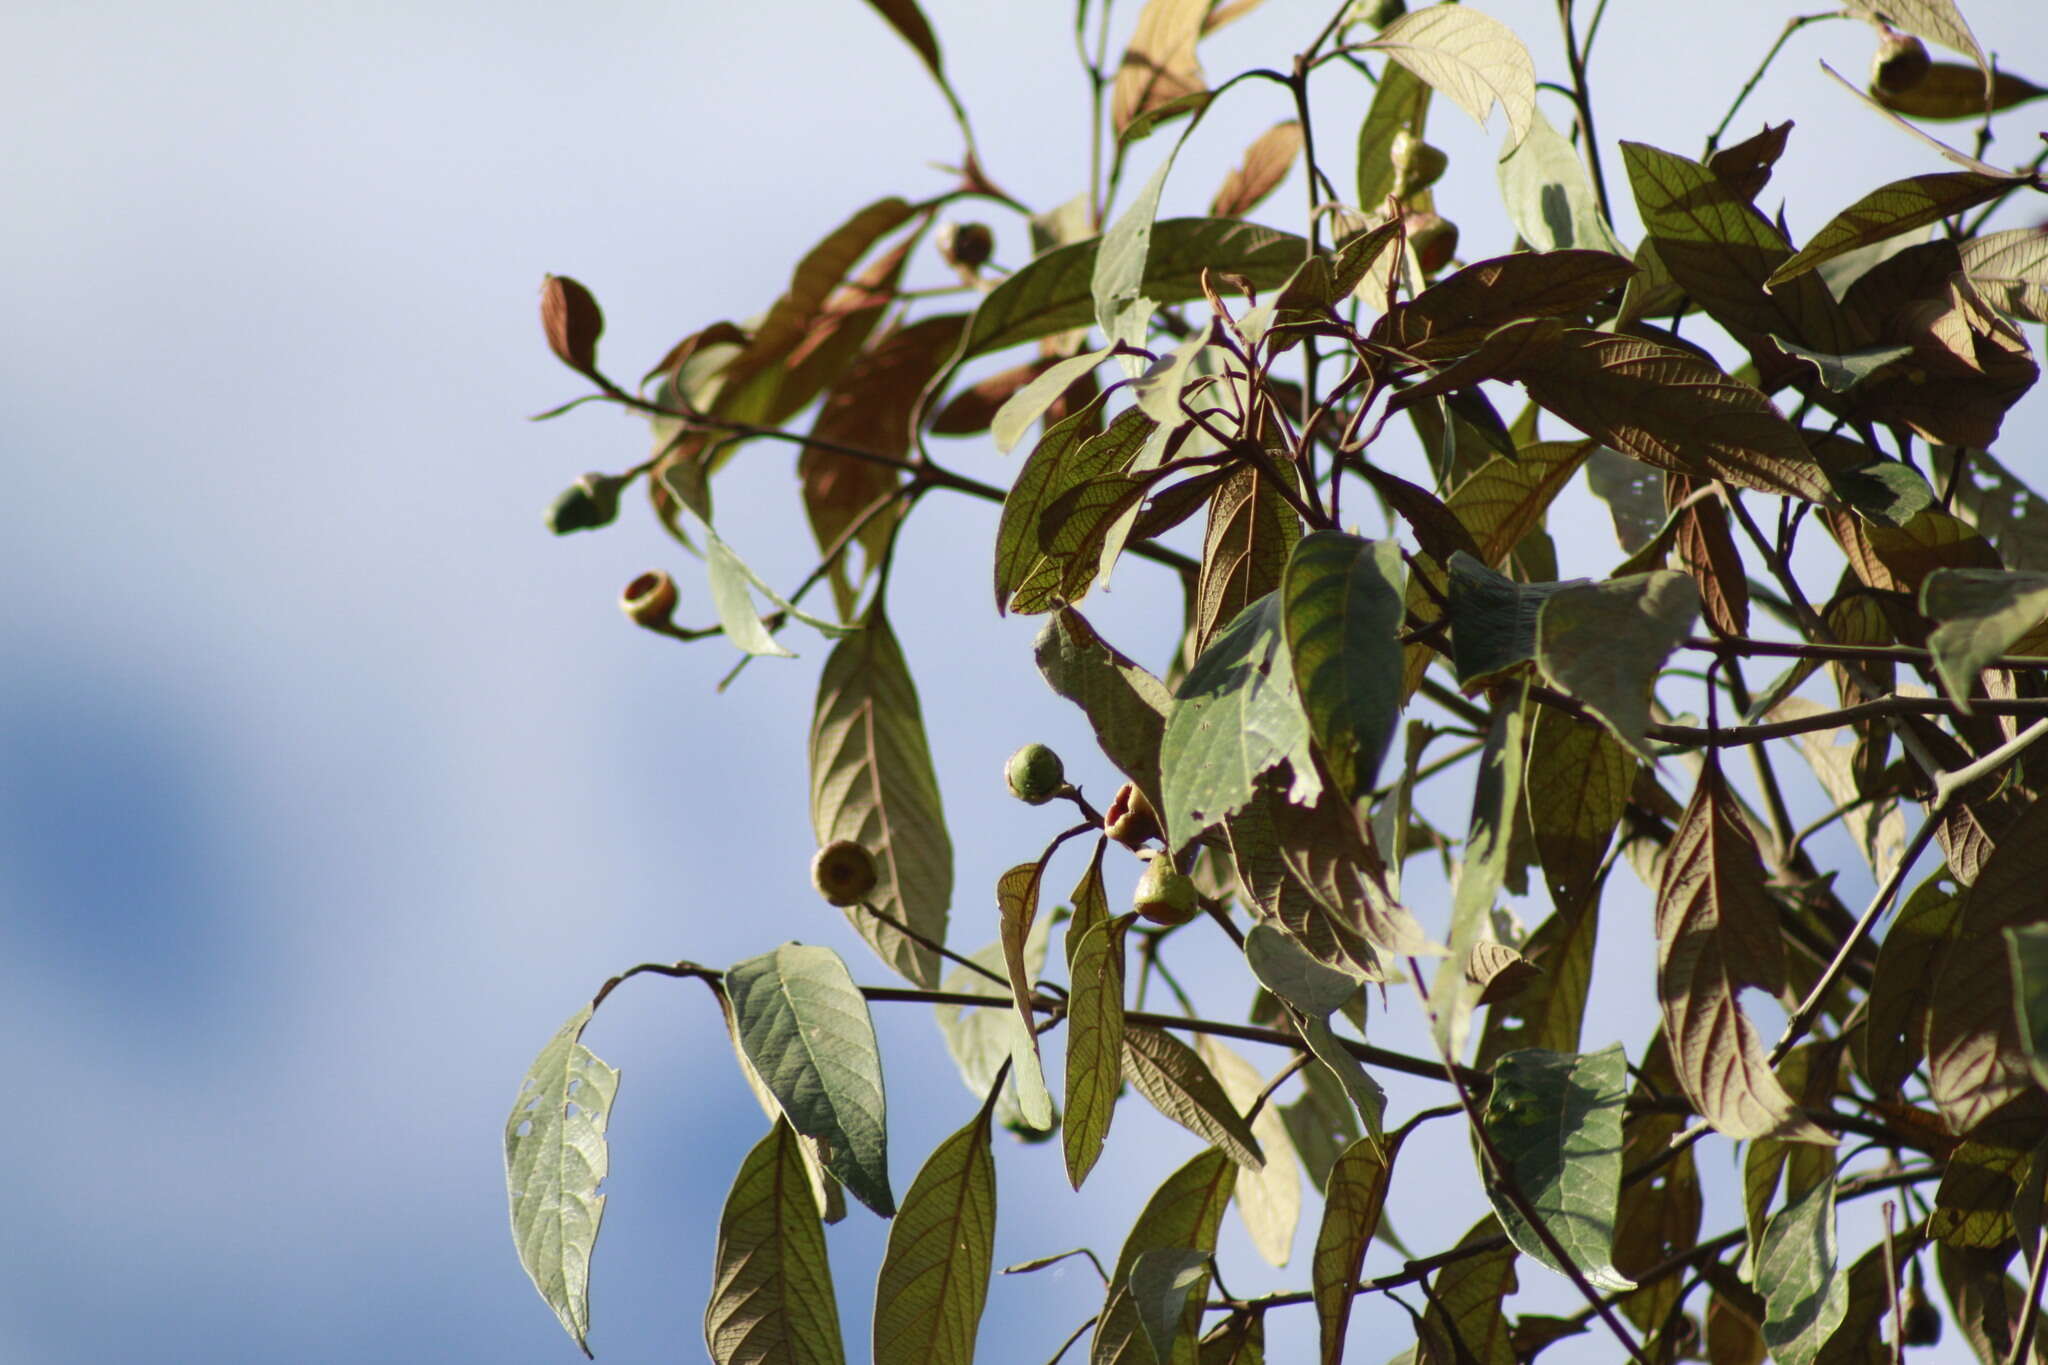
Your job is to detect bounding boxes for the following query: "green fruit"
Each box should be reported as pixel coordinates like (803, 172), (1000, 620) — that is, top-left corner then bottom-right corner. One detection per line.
(1133, 858), (1199, 927)
(1871, 28), (1931, 96)
(811, 840), (879, 907)
(1391, 129), (1449, 196)
(1005, 743), (1066, 804)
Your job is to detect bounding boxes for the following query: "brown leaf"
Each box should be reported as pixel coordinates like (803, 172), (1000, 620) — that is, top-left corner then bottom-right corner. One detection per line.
(928, 357), (1058, 436)
(1465, 940), (1541, 1004)
(539, 274), (604, 375)
(1668, 473), (1751, 637)
(1874, 62), (2048, 118)
(1111, 0), (1208, 135)
(1822, 503), (2000, 596)
(1615, 1034), (1705, 1332)
(1525, 705), (1633, 918)
(1211, 121), (1303, 219)
(1654, 759), (1833, 1142)
(1370, 249), (1637, 360)
(1226, 788), (1382, 979)
(1706, 121), (1793, 204)
(1269, 785), (1440, 959)
(1195, 462), (1301, 652)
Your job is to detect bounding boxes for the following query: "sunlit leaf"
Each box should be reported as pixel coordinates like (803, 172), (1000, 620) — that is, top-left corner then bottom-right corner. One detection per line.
(1356, 58), (1432, 212)
(1267, 787), (1438, 958)
(1122, 1024), (1266, 1169)
(1524, 706), (1632, 918)
(932, 918), (1052, 1132)
(505, 1006), (618, 1357)
(1311, 1134), (1400, 1365)
(1418, 1218), (1520, 1365)
(1479, 1045), (1634, 1292)
(1129, 1248), (1210, 1365)
(1536, 569), (1700, 758)
(1198, 1035), (1303, 1268)
(1962, 227), (2048, 325)
(708, 533), (799, 658)
(1242, 924), (1388, 1139)
(705, 1119), (847, 1365)
(1281, 533), (1405, 808)
(1195, 463), (1303, 654)
(1757, 1175), (1846, 1365)
(1212, 121), (1304, 218)
(726, 944), (895, 1217)
(809, 609), (954, 987)
(1065, 913), (1126, 1190)
(996, 400), (1155, 614)
(1432, 689), (1526, 1061)
(994, 861), (1054, 1127)
(1091, 1150), (1238, 1364)
(1364, 6), (1534, 153)
(1111, 0), (1208, 135)
(1843, 0), (1989, 86)
(1035, 608), (1174, 820)
(872, 1090), (997, 1365)
(1768, 171), (2023, 288)
(1921, 567), (2048, 707)
(993, 348), (1112, 454)
(1497, 107), (1626, 255)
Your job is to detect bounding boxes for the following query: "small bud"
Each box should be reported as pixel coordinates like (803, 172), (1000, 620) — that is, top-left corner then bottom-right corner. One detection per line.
(546, 472), (625, 535)
(1133, 857), (1199, 926)
(1104, 782), (1162, 850)
(541, 274), (605, 376)
(1871, 27), (1932, 96)
(1005, 743), (1066, 804)
(811, 840), (879, 907)
(620, 570), (679, 630)
(1900, 1286), (1941, 1347)
(1391, 130), (1450, 197)
(1404, 212), (1459, 275)
(937, 221), (995, 272)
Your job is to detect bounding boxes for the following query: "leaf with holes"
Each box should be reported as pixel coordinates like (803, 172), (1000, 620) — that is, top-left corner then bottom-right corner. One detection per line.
(505, 1006), (619, 1357)
(727, 944), (895, 1217)
(1480, 1045), (1634, 1293)
(809, 609), (953, 987)
(704, 1118), (847, 1365)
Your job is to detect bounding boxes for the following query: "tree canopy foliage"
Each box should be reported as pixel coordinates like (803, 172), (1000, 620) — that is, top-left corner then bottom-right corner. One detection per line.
(510, 0), (2048, 1359)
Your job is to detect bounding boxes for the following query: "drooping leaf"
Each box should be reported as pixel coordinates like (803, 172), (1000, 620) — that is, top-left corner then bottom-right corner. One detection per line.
(726, 944), (895, 1217)
(1197, 1035), (1303, 1268)
(1242, 925), (1388, 1139)
(1311, 1134), (1400, 1365)
(2009, 926), (2048, 1093)
(1479, 1045), (1634, 1292)
(872, 1088), (998, 1365)
(1613, 1035), (1703, 1332)
(1122, 1024), (1266, 1170)
(1432, 688), (1526, 1061)
(1757, 1175), (1847, 1365)
(1767, 171), (2025, 288)
(1536, 569), (1700, 758)
(1212, 121), (1304, 218)
(1279, 1060), (1364, 1195)
(720, 988), (847, 1226)
(1281, 533), (1406, 809)
(708, 531), (799, 659)
(1111, 0), (1208, 135)
(1668, 473), (1750, 636)
(1159, 592), (1322, 854)
(1474, 900), (1600, 1069)
(1065, 912), (1126, 1191)
(1921, 568), (2048, 708)
(1230, 792), (1392, 977)
(994, 860), (1054, 1127)
(1267, 787), (1438, 959)
(1583, 447), (1664, 554)
(858, 0), (951, 98)
(809, 608), (953, 988)
(1129, 1248), (1211, 1365)
(1364, 6), (1535, 153)
(1444, 553), (1572, 684)
(505, 1006), (618, 1357)
(960, 219), (1306, 360)
(931, 918), (1053, 1133)
(1035, 608), (1174, 820)
(1496, 107), (1626, 255)
(704, 1119), (848, 1365)
(1653, 760), (1832, 1143)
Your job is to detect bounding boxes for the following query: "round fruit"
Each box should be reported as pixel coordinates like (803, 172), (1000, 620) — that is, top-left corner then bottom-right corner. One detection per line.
(1871, 27), (1932, 96)
(938, 221), (995, 271)
(810, 840), (879, 907)
(1391, 129), (1449, 197)
(1005, 743), (1066, 804)
(619, 570), (678, 629)
(1133, 857), (1199, 927)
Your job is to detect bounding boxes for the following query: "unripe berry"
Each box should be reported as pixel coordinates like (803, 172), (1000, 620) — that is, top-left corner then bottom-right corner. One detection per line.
(811, 840), (879, 907)
(1104, 782), (1162, 850)
(1133, 857), (1199, 926)
(546, 472), (624, 535)
(1005, 743), (1066, 804)
(1391, 129), (1450, 197)
(620, 570), (679, 630)
(1870, 27), (1932, 96)
(938, 221), (995, 272)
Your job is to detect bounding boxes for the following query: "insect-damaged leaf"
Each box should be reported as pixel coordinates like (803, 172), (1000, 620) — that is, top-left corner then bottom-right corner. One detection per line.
(1160, 591), (1322, 854)
(1757, 1175), (1847, 1365)
(1212, 120), (1303, 218)
(960, 219), (1305, 360)
(705, 1118), (848, 1365)
(872, 1086), (998, 1365)
(505, 1005), (619, 1357)
(1479, 1045), (1634, 1293)
(1198, 1035), (1303, 1268)
(1920, 568), (2048, 708)
(1363, 6), (1535, 153)
(1654, 760), (1832, 1143)
(1537, 569), (1700, 758)
(1281, 533), (1405, 808)
(727, 944), (896, 1217)
(809, 608), (953, 987)
(1312, 1134), (1400, 1365)
(1768, 171), (2027, 289)
(1091, 1150), (1238, 1365)
(1123, 1024), (1266, 1170)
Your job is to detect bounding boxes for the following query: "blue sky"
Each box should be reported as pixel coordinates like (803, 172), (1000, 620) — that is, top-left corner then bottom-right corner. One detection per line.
(3, 1), (2041, 1361)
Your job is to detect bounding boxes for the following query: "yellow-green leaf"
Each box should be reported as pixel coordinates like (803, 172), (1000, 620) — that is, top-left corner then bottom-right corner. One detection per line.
(872, 1092), (998, 1365)
(705, 1119), (848, 1365)
(1365, 6), (1534, 153)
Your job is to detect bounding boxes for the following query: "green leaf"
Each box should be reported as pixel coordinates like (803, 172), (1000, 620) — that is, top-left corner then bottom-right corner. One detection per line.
(1479, 1045), (1634, 1292)
(1772, 338), (1917, 394)
(872, 1090), (998, 1365)
(1879, 63), (2047, 119)
(1097, 115), (1211, 353)
(1122, 1024), (1266, 1170)
(1279, 1062), (1363, 1195)
(1364, 6), (1535, 152)
(1524, 705), (1633, 918)
(1311, 1134), (1399, 1365)
(993, 347), (1111, 453)
(1496, 107), (1626, 255)
(995, 399), (1154, 614)
(1537, 570), (1699, 758)
(1768, 171), (2022, 289)
(1281, 533), (1406, 809)
(994, 863), (1055, 1131)
(1920, 568), (2048, 708)
(1092, 1150), (1238, 1365)
(1859, 874), (1961, 1094)
(1266, 788), (1439, 958)
(726, 944), (895, 1217)
(1065, 914), (1127, 1190)
(1418, 1218), (1521, 1365)
(704, 1119), (848, 1365)
(2007, 926), (2048, 1093)
(809, 608), (954, 988)
(1757, 1175), (1847, 1365)
(1195, 464), (1303, 653)
(959, 219), (1307, 361)
(1160, 592), (1322, 853)
(1443, 552), (1573, 684)
(708, 533), (798, 658)
(1197, 1035), (1303, 1268)
(1843, 0), (1991, 91)
(1035, 608), (1175, 822)
(1356, 58), (1431, 213)
(505, 1006), (618, 1357)
(1129, 1248), (1211, 1365)
(1244, 922), (1359, 1017)
(932, 917), (1053, 1132)
(1962, 226), (2048, 324)
(1431, 688), (1526, 1061)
